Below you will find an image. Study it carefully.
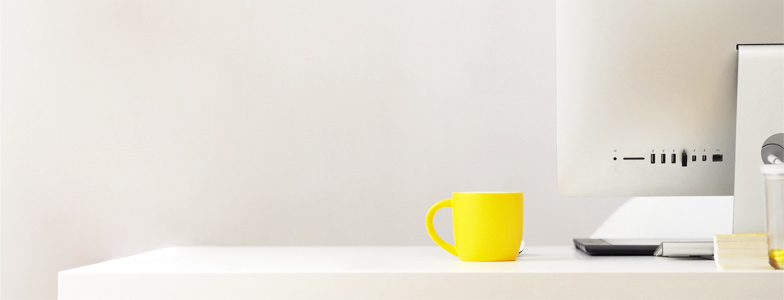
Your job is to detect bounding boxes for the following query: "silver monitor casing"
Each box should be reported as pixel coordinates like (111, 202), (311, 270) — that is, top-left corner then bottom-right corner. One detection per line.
(734, 45), (784, 234)
(556, 0), (783, 197)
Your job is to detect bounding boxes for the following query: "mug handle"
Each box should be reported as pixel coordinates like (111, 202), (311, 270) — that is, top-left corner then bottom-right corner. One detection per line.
(426, 199), (458, 257)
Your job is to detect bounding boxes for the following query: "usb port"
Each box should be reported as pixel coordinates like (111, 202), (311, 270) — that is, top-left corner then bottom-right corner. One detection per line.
(692, 155), (696, 162)
(651, 154), (656, 164)
(712, 154), (723, 162)
(671, 154), (676, 164)
(661, 154), (666, 164)
(702, 155), (707, 161)
(681, 151), (687, 167)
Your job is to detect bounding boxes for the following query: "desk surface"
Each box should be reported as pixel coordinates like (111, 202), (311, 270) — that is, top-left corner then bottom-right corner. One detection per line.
(59, 246), (784, 299)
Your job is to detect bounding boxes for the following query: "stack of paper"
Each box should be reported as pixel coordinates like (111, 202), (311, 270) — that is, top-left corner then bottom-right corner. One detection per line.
(714, 234), (772, 269)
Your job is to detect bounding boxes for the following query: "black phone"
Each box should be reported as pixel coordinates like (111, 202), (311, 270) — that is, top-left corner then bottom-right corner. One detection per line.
(573, 239), (662, 256)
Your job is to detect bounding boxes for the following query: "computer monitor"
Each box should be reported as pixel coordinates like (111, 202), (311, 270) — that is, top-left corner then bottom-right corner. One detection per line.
(556, 0), (784, 197)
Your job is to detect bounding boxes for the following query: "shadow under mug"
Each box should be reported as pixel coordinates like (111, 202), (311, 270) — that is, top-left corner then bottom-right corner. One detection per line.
(425, 192), (523, 261)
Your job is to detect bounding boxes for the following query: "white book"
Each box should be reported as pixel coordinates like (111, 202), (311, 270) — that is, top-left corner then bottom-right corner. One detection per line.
(715, 260), (773, 270)
(714, 249), (769, 256)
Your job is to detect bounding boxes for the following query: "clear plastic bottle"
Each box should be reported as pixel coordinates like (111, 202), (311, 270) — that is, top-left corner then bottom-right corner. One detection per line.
(761, 164), (784, 269)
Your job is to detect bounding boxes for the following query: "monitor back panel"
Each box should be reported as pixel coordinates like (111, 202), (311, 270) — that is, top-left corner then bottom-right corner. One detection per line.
(556, 0), (784, 197)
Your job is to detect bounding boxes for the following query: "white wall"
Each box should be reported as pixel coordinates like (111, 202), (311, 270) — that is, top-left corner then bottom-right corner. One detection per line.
(1, 1), (626, 299)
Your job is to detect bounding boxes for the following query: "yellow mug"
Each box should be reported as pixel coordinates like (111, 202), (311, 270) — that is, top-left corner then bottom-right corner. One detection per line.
(426, 192), (523, 261)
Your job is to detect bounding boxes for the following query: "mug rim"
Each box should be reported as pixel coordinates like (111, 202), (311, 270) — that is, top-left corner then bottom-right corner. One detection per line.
(453, 191), (522, 194)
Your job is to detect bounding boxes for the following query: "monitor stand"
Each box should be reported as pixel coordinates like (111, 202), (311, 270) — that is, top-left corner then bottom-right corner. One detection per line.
(575, 197), (733, 256)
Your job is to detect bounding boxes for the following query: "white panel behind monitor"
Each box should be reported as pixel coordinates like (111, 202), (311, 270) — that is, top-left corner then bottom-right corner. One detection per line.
(556, 0), (784, 197)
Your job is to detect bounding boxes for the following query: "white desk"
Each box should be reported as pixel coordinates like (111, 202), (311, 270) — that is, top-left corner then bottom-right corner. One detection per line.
(59, 246), (784, 299)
